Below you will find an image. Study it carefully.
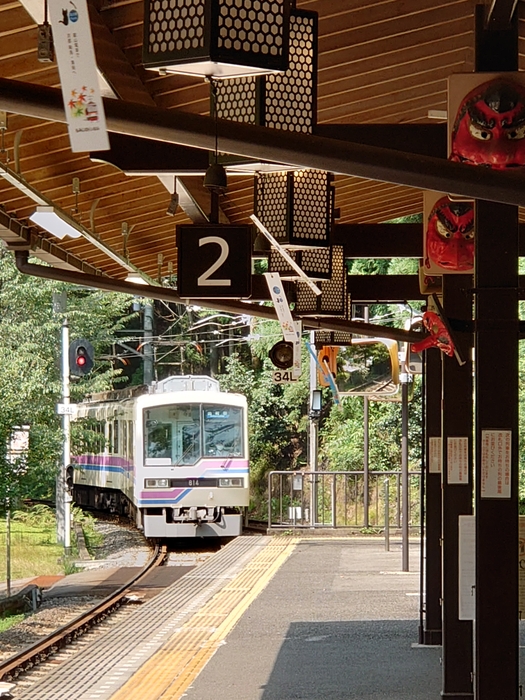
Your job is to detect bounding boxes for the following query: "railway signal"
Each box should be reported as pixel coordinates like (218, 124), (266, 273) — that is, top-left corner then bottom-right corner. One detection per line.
(268, 340), (294, 370)
(69, 338), (94, 376)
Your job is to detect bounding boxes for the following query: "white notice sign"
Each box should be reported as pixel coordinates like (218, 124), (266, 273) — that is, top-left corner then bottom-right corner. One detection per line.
(447, 437), (469, 484)
(429, 437), (442, 474)
(458, 515), (475, 620)
(481, 430), (512, 499)
(50, 0), (110, 152)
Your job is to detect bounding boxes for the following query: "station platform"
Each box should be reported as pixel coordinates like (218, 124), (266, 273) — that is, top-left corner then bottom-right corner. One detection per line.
(15, 535), (442, 700)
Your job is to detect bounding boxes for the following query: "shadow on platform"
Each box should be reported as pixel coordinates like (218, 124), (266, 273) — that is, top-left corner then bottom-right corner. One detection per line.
(260, 619), (440, 700)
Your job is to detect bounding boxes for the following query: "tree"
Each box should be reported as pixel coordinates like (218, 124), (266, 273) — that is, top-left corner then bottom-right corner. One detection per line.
(218, 319), (310, 514)
(0, 251), (135, 500)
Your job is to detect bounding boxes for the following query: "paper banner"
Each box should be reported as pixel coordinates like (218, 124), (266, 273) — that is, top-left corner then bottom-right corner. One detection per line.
(50, 0), (110, 152)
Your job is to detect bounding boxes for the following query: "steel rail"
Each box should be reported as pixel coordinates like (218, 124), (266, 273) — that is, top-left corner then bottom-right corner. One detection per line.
(0, 544), (168, 682)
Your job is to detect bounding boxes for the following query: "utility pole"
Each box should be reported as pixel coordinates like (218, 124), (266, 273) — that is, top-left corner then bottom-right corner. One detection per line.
(60, 317), (72, 553)
(363, 306), (370, 528)
(400, 360), (411, 572)
(143, 300), (154, 385)
(309, 332), (319, 527)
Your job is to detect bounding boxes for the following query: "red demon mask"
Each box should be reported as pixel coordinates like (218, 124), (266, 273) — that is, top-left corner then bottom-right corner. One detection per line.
(411, 311), (455, 358)
(425, 197), (474, 271)
(450, 78), (525, 169)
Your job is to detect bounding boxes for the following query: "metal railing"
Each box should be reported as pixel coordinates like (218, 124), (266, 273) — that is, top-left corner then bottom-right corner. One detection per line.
(267, 470), (421, 531)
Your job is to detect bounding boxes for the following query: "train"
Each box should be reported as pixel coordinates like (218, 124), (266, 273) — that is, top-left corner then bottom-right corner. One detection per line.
(69, 375), (249, 538)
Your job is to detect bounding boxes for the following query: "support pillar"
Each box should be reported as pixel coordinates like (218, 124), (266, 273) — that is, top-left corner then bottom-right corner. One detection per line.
(441, 274), (473, 699)
(420, 347), (442, 645)
(474, 8), (519, 698)
(474, 201), (519, 699)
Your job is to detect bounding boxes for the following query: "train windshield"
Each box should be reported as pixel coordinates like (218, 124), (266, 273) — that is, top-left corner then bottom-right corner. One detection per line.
(144, 403), (244, 466)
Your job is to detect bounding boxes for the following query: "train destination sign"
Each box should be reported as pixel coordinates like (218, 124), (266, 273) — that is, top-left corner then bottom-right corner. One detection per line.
(176, 224), (252, 299)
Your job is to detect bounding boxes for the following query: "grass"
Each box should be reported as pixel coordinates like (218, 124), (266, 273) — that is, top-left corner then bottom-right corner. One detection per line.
(0, 504), (67, 581)
(0, 612), (25, 632)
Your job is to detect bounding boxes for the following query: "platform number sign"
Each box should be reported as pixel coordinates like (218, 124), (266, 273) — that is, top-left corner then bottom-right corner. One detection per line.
(176, 225), (252, 299)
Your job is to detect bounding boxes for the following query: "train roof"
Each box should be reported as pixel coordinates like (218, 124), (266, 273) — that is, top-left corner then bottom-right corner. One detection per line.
(81, 375), (221, 405)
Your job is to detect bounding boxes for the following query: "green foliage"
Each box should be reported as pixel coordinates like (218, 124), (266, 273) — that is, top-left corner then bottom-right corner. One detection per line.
(71, 506), (103, 552)
(219, 329), (309, 515)
(0, 251), (135, 501)
(0, 614), (25, 632)
(11, 503), (55, 527)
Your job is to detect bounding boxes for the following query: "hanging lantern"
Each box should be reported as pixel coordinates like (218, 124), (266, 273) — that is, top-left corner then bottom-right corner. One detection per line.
(268, 247), (332, 281)
(213, 9), (318, 172)
(314, 330), (353, 347)
(254, 170), (333, 249)
(143, 0), (290, 79)
(295, 246), (348, 317)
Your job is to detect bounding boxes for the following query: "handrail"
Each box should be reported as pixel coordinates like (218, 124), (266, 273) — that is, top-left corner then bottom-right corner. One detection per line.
(267, 469), (422, 531)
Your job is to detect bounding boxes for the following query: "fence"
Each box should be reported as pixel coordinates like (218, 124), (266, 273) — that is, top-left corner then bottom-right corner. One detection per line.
(267, 470), (422, 530)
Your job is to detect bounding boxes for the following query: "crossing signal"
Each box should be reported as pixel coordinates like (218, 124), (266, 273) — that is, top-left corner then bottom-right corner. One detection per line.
(65, 465), (75, 494)
(69, 338), (94, 377)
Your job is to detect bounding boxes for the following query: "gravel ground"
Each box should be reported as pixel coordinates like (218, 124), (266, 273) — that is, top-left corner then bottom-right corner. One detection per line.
(0, 519), (151, 662)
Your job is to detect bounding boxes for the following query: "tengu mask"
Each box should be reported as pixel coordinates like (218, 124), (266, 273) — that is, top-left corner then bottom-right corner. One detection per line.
(450, 78), (525, 169)
(425, 197), (474, 271)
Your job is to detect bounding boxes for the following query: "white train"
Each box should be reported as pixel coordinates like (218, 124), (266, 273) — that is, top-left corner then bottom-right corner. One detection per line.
(70, 376), (249, 538)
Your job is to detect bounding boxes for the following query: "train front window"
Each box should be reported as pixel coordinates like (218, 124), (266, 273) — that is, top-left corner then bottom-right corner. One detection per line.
(144, 403), (243, 466)
(145, 421), (172, 459)
(203, 405), (243, 457)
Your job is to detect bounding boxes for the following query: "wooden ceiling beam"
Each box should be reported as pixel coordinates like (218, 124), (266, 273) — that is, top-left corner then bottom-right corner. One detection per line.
(4, 78), (525, 205)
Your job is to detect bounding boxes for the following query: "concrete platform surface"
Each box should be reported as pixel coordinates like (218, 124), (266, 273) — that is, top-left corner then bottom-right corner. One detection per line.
(42, 565), (194, 600)
(183, 538), (440, 700)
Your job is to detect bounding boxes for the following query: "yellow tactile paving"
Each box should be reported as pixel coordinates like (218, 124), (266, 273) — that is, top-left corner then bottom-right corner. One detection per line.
(109, 537), (298, 700)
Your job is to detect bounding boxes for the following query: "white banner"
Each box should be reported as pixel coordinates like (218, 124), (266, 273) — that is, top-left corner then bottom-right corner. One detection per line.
(264, 272), (297, 342)
(49, 0), (109, 152)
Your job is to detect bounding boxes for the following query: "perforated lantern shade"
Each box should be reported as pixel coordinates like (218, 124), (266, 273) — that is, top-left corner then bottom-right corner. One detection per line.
(214, 10), (316, 128)
(295, 246), (348, 317)
(255, 170), (332, 249)
(143, 0), (290, 79)
(214, 10), (317, 172)
(314, 330), (353, 347)
(268, 247), (332, 281)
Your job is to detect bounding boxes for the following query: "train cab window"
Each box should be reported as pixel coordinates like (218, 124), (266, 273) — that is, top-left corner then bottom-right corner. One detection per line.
(145, 421), (172, 460)
(203, 405), (243, 458)
(107, 422), (113, 454)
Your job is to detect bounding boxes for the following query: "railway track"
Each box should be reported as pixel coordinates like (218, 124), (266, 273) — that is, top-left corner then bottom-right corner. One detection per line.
(0, 544), (168, 683)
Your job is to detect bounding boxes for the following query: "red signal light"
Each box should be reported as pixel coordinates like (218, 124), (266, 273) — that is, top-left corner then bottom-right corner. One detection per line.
(76, 355), (86, 366)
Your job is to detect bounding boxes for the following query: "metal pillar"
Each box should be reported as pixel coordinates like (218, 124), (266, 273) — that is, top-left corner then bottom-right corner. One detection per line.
(420, 347), (442, 645)
(400, 371), (410, 572)
(441, 275), (473, 699)
(309, 332), (319, 526)
(474, 9), (519, 698)
(363, 307), (370, 528)
(59, 318), (71, 551)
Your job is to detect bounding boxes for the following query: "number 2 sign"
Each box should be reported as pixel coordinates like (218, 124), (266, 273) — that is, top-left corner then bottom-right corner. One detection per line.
(176, 225), (252, 299)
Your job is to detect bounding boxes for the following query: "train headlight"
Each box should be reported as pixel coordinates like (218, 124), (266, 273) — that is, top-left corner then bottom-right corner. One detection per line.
(144, 479), (169, 488)
(218, 478), (244, 487)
